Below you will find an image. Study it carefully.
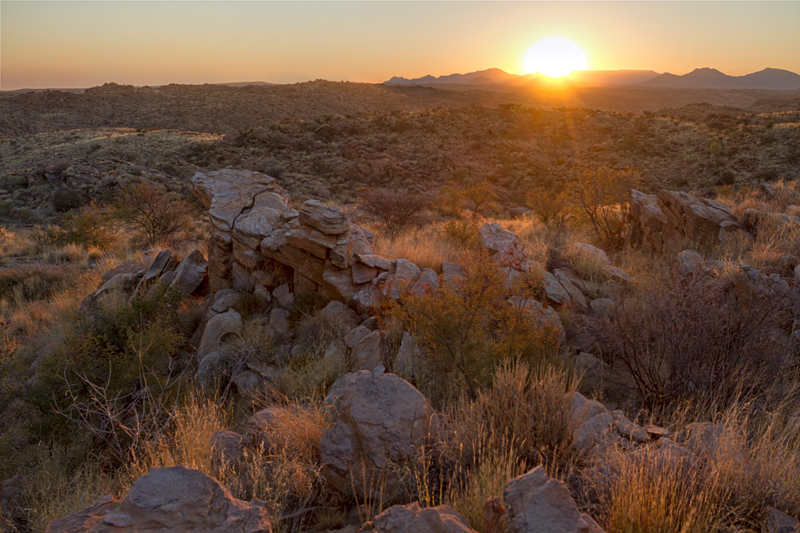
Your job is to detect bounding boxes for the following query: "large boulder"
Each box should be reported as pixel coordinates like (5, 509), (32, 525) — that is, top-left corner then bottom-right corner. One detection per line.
(192, 169), (278, 233)
(370, 502), (477, 533)
(320, 370), (431, 498)
(384, 259), (422, 300)
(45, 467), (270, 532)
(504, 466), (604, 533)
(479, 223), (519, 256)
(169, 249), (209, 296)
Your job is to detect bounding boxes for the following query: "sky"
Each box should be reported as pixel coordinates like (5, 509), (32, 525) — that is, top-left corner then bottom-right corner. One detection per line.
(1, 1), (799, 90)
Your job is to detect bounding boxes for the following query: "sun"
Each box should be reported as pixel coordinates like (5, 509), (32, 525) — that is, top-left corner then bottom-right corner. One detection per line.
(524, 36), (587, 78)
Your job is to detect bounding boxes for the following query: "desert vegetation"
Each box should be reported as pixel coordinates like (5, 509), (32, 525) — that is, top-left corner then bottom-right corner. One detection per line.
(0, 83), (798, 533)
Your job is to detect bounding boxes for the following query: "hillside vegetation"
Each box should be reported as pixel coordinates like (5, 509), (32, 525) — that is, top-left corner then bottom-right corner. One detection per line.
(0, 81), (798, 533)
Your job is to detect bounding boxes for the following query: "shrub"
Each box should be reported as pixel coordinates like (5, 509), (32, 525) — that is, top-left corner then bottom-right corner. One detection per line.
(581, 274), (793, 412)
(29, 284), (188, 464)
(357, 187), (429, 235)
(63, 204), (116, 249)
(111, 181), (193, 246)
(51, 189), (86, 213)
(394, 257), (561, 403)
(563, 167), (639, 249)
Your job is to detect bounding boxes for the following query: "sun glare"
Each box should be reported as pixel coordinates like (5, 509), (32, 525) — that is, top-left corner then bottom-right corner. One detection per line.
(524, 36), (587, 78)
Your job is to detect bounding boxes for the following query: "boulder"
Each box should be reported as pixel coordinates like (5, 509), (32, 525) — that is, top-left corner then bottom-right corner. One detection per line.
(628, 189), (668, 252)
(169, 249), (209, 296)
(766, 507), (800, 533)
(210, 430), (248, 469)
(566, 243), (610, 265)
(479, 223), (519, 256)
(211, 289), (242, 314)
(675, 249), (704, 277)
(320, 370), (431, 498)
(47, 466), (271, 532)
(553, 270), (587, 308)
(45, 495), (121, 533)
(319, 300), (360, 329)
(543, 272), (571, 305)
(268, 308), (291, 339)
(409, 268), (440, 297)
(352, 330), (384, 371)
(345, 325), (372, 349)
(675, 422), (727, 460)
(299, 200), (349, 236)
(438, 262), (467, 292)
(323, 263), (363, 303)
(504, 466), (604, 533)
(371, 502), (477, 533)
(197, 309), (243, 361)
(384, 259), (422, 300)
(192, 169), (277, 233)
(395, 332), (421, 380)
(589, 298), (616, 317)
(611, 410), (650, 444)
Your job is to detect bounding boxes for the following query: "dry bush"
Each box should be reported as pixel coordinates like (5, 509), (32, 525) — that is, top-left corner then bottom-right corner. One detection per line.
(111, 181), (193, 246)
(582, 274), (795, 412)
(356, 187), (430, 235)
(563, 167), (639, 250)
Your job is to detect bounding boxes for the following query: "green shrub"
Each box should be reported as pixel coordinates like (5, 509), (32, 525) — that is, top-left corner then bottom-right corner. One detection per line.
(392, 256), (561, 403)
(63, 204), (116, 249)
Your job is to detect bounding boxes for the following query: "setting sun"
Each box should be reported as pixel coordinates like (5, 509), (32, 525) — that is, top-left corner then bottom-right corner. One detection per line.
(524, 36), (587, 78)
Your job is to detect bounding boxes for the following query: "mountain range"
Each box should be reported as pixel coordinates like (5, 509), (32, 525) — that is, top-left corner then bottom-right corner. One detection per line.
(384, 67), (800, 90)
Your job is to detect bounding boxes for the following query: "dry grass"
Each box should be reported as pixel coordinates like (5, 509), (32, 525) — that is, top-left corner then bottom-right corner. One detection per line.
(587, 388), (800, 533)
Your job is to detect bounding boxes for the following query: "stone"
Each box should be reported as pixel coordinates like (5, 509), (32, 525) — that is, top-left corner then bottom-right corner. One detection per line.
(371, 502), (477, 533)
(543, 272), (571, 305)
(210, 430), (247, 469)
(479, 222), (519, 256)
(484, 497), (506, 533)
(676, 249), (704, 277)
(45, 495), (121, 533)
(268, 308), (291, 339)
(409, 268), (440, 297)
(197, 351), (231, 390)
(675, 422), (727, 460)
(554, 269), (587, 308)
(643, 425), (670, 440)
(211, 289), (241, 314)
(197, 309), (243, 361)
(320, 370), (431, 498)
(568, 392), (613, 454)
(437, 262), (467, 292)
(232, 371), (264, 398)
(192, 169), (277, 233)
(352, 285), (383, 315)
(353, 253), (392, 271)
(589, 298), (616, 317)
(299, 200), (349, 235)
(353, 262), (379, 284)
(323, 263), (363, 303)
(352, 330), (384, 371)
(1, 475), (28, 520)
(766, 507), (800, 533)
(601, 264), (636, 285)
(611, 410), (650, 444)
(53, 466), (271, 532)
(319, 300), (360, 329)
(395, 332), (421, 380)
(345, 325), (372, 349)
(169, 249), (209, 296)
(285, 224), (339, 260)
(566, 243), (610, 265)
(628, 189), (668, 252)
(384, 259), (422, 300)
(504, 466), (604, 533)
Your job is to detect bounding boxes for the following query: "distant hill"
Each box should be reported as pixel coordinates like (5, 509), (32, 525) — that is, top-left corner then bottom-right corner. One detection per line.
(640, 68), (800, 89)
(385, 67), (800, 90)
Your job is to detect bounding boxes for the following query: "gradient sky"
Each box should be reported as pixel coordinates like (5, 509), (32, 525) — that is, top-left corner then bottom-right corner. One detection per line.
(2, 1), (799, 90)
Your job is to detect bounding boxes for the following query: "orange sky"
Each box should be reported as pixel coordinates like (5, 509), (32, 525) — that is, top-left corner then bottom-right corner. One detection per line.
(2, 1), (799, 90)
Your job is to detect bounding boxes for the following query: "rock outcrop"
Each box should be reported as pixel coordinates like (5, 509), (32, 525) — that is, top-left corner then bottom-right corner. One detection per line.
(627, 188), (746, 253)
(45, 466), (270, 533)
